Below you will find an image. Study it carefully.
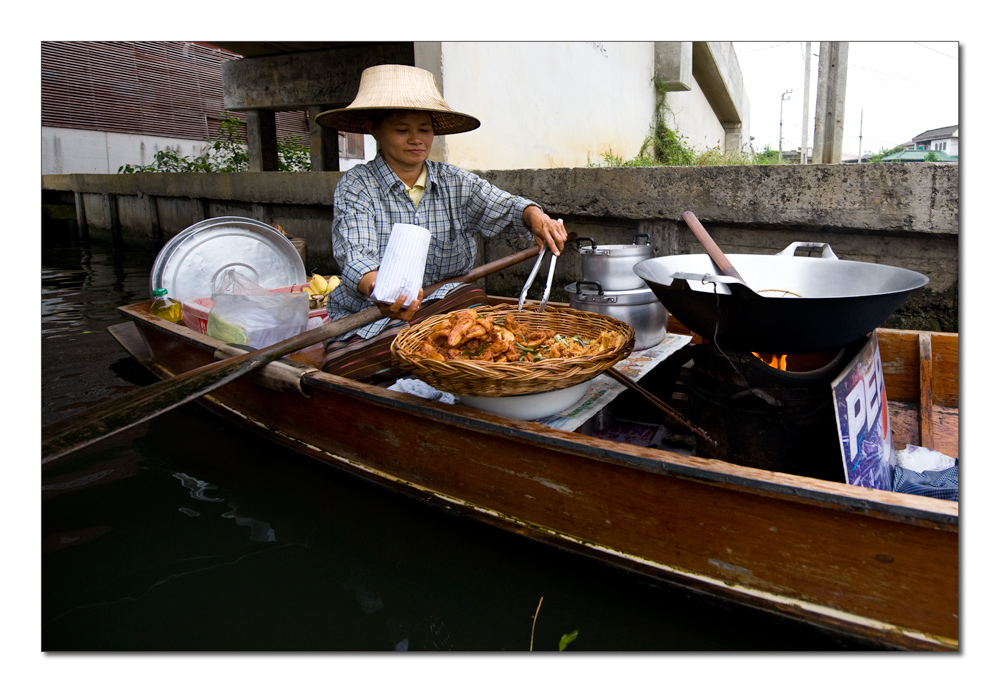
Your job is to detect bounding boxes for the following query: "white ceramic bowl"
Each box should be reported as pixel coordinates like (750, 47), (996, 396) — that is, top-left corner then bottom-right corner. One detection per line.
(457, 378), (593, 420)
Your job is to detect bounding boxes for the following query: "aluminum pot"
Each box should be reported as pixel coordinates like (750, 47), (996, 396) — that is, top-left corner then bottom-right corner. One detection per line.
(577, 234), (651, 290)
(633, 242), (929, 354)
(566, 280), (667, 350)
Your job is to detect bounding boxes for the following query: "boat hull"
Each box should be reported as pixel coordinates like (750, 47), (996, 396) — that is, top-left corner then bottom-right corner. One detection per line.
(110, 303), (959, 650)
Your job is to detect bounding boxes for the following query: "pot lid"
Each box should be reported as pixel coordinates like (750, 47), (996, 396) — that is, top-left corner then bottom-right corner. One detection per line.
(576, 234), (651, 256)
(150, 217), (307, 303)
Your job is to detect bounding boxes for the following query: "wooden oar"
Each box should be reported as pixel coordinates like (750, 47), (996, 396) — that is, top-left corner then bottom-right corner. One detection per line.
(42, 242), (552, 465)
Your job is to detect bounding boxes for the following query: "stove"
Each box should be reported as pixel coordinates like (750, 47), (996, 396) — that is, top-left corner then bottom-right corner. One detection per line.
(631, 336), (868, 482)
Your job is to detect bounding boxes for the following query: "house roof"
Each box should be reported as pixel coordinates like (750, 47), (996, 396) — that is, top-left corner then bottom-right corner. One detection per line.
(913, 125), (958, 142)
(880, 150), (958, 162)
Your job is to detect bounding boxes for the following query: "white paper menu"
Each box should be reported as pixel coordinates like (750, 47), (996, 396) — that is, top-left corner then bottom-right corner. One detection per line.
(371, 223), (430, 306)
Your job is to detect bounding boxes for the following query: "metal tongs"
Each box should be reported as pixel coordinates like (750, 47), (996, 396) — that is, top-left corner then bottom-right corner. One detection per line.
(517, 219), (564, 312)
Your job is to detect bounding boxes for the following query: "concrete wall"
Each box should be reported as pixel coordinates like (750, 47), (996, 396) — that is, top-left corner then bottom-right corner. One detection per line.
(42, 125), (374, 175)
(663, 80), (727, 153)
(434, 42), (656, 169)
(41, 162), (959, 332)
(412, 41), (748, 170)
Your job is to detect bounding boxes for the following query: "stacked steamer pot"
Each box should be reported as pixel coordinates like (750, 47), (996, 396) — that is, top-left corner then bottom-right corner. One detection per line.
(565, 235), (667, 350)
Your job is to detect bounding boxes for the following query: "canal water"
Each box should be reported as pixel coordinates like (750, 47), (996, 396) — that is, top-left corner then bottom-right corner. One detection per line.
(39, 233), (872, 662)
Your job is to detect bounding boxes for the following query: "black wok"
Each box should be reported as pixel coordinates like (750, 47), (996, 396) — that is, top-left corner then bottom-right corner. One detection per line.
(633, 242), (929, 354)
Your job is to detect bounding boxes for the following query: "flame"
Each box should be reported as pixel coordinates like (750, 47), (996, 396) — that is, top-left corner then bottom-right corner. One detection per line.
(752, 352), (788, 371)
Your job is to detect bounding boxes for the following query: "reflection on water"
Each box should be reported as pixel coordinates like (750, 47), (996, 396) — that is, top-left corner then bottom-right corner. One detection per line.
(41, 243), (161, 426)
(41, 237), (869, 652)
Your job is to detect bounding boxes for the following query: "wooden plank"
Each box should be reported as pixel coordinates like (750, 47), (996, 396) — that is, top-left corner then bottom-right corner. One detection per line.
(930, 332), (960, 408)
(877, 329), (958, 407)
(888, 401), (958, 459)
(918, 333), (934, 450)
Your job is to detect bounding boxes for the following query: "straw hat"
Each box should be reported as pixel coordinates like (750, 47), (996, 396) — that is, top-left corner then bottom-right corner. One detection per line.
(315, 64), (480, 135)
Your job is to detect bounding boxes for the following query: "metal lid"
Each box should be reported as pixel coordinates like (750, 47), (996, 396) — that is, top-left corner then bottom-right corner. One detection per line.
(565, 281), (659, 306)
(150, 217), (307, 303)
(576, 234), (651, 257)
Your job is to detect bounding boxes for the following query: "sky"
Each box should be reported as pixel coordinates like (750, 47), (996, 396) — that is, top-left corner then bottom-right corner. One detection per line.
(733, 41), (959, 157)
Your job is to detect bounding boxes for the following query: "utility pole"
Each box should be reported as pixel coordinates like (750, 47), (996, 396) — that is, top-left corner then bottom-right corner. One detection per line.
(779, 89), (792, 159)
(812, 42), (849, 163)
(800, 42), (812, 163)
(858, 109), (863, 163)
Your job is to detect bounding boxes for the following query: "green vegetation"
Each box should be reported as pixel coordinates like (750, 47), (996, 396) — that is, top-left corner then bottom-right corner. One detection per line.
(118, 113), (311, 173)
(639, 77), (695, 166)
(593, 78), (790, 168)
(866, 145), (951, 163)
(558, 629), (579, 651)
(867, 145), (905, 162)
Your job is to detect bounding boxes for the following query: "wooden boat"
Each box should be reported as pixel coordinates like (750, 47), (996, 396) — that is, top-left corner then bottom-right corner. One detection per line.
(107, 297), (959, 651)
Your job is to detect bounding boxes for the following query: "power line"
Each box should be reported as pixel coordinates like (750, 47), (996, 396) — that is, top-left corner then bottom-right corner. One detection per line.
(914, 42), (958, 59)
(848, 63), (943, 89)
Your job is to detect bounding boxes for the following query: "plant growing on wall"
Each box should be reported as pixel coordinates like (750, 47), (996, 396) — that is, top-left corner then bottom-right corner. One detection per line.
(639, 77), (695, 166)
(594, 78), (791, 167)
(119, 113), (310, 173)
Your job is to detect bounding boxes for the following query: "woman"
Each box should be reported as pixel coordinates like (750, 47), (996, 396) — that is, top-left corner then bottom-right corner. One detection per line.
(315, 64), (567, 383)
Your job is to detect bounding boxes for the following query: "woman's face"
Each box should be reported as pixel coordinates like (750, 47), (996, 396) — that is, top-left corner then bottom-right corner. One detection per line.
(371, 111), (434, 173)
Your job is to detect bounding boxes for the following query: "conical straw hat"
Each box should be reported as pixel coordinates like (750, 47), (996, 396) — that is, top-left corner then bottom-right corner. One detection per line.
(315, 64), (480, 135)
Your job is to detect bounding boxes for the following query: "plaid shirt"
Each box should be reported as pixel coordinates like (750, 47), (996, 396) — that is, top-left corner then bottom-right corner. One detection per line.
(327, 152), (538, 339)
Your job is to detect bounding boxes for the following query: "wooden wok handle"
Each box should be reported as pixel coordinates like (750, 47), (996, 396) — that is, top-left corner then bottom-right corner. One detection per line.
(681, 211), (747, 284)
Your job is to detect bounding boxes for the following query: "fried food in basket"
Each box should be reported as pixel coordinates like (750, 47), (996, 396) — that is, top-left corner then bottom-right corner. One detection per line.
(418, 309), (626, 363)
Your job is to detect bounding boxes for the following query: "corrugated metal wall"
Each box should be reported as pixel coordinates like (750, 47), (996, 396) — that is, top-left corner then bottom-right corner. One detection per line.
(41, 41), (310, 143)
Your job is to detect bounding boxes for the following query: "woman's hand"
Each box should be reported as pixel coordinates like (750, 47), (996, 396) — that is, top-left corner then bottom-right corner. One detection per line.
(376, 289), (423, 322)
(361, 270), (423, 322)
(523, 205), (567, 256)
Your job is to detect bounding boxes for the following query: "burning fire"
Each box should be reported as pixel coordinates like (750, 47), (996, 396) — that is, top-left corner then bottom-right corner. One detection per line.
(752, 352), (789, 371)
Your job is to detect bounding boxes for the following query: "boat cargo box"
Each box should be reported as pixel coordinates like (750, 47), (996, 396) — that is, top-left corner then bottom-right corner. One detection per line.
(182, 282), (330, 335)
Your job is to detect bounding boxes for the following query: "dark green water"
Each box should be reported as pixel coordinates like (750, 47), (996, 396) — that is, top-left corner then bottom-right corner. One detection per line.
(40, 235), (871, 653)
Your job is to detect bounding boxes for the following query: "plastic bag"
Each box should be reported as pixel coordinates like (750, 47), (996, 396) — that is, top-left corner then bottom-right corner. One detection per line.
(207, 269), (309, 349)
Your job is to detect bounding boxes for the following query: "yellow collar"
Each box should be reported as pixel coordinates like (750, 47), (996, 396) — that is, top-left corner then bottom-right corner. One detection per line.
(405, 165), (428, 207)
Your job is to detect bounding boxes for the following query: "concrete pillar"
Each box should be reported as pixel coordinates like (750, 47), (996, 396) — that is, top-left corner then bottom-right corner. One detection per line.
(251, 203), (268, 224)
(722, 122), (742, 154)
(654, 42), (693, 91)
(144, 193), (162, 246)
(813, 42), (849, 164)
(246, 109), (280, 172)
(103, 193), (122, 248)
(415, 41), (447, 162)
(308, 105), (341, 172)
(74, 191), (89, 243)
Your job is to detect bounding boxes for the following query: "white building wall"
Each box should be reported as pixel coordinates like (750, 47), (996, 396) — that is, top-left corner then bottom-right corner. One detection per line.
(663, 81), (728, 153)
(437, 42), (657, 170)
(42, 125), (375, 174)
(340, 135), (377, 171)
(42, 127), (211, 175)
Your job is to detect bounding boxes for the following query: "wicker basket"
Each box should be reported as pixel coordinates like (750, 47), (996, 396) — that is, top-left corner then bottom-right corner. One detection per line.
(391, 304), (635, 397)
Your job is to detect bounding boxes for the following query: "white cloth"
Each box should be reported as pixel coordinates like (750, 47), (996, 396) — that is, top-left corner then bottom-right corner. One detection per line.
(388, 378), (457, 405)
